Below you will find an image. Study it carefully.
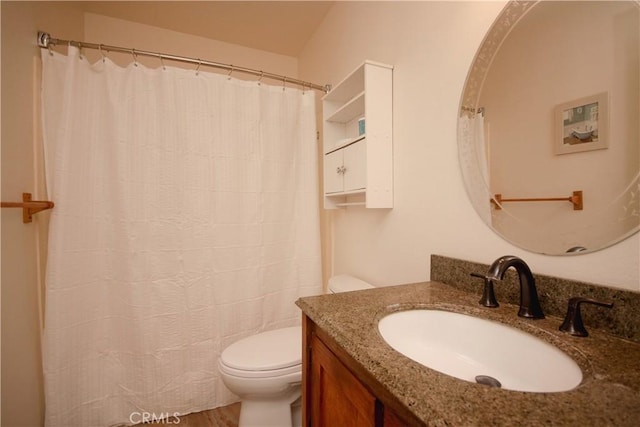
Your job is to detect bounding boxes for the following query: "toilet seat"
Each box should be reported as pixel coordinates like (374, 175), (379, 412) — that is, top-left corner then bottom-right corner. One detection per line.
(218, 360), (301, 379)
(220, 326), (302, 378)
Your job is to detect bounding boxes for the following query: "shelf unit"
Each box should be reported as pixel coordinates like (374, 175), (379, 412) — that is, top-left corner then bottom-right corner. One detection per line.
(322, 61), (393, 209)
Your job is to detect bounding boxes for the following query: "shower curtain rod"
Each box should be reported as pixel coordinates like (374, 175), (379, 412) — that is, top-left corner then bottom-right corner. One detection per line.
(37, 32), (331, 93)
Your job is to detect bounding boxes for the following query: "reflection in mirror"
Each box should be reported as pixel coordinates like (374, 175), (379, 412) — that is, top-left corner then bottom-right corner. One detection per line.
(458, 0), (639, 255)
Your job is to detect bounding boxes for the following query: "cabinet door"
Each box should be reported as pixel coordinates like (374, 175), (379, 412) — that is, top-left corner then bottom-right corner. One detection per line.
(343, 140), (366, 192)
(384, 406), (409, 427)
(324, 150), (344, 194)
(311, 335), (376, 427)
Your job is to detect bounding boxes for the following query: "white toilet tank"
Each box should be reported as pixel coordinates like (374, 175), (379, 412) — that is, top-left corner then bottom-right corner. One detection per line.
(327, 274), (374, 293)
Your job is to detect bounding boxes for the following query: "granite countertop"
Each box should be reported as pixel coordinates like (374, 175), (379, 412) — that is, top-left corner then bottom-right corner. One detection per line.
(296, 281), (640, 426)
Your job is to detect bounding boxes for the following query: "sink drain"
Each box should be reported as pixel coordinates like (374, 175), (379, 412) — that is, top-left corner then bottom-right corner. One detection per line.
(475, 375), (502, 388)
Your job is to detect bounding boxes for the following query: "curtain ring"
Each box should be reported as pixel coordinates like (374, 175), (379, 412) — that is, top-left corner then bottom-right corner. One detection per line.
(77, 42), (83, 60)
(195, 59), (201, 75)
(227, 66), (234, 80)
(98, 44), (106, 63)
(47, 44), (54, 56)
(257, 71), (264, 86)
(282, 77), (287, 91)
(159, 55), (166, 71)
(131, 48), (138, 67)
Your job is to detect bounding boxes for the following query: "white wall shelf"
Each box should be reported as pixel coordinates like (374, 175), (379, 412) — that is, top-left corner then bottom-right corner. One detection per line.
(325, 91), (365, 123)
(322, 61), (393, 209)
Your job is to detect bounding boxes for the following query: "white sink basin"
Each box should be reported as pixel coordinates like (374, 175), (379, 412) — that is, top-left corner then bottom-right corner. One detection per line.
(378, 309), (582, 392)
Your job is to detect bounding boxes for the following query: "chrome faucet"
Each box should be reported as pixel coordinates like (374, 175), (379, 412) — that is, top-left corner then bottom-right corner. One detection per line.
(487, 255), (545, 319)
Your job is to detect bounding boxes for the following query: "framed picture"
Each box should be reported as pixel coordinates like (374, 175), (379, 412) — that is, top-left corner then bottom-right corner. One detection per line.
(554, 92), (609, 155)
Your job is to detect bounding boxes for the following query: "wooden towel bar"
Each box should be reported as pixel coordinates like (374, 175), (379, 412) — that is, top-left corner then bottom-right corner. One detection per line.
(491, 190), (583, 211)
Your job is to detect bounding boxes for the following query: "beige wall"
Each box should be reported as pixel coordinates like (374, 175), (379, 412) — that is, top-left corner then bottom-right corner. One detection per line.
(1, 3), (84, 425)
(298, 1), (639, 290)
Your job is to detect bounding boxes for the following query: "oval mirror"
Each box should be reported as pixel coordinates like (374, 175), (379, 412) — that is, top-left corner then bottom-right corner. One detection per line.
(458, 0), (639, 255)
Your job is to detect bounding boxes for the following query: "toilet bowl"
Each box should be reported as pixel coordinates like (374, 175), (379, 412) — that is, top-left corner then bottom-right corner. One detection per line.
(219, 327), (303, 427)
(218, 275), (373, 427)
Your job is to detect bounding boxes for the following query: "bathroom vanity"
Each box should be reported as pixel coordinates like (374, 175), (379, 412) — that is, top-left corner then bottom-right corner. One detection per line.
(297, 281), (640, 426)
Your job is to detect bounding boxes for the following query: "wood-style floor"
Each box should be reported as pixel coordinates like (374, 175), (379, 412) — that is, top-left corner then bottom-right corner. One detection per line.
(140, 403), (240, 427)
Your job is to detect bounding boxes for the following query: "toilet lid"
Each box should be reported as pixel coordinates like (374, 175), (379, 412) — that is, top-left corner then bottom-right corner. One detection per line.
(220, 326), (302, 371)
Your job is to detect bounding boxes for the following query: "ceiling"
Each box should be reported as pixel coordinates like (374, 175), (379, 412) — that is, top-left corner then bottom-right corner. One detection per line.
(75, 1), (335, 57)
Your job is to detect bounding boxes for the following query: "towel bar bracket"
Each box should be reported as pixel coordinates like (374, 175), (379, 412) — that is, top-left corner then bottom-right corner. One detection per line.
(1, 192), (55, 223)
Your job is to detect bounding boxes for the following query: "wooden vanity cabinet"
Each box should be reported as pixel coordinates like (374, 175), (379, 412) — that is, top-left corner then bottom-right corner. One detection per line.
(383, 407), (408, 427)
(309, 333), (377, 426)
(302, 314), (414, 427)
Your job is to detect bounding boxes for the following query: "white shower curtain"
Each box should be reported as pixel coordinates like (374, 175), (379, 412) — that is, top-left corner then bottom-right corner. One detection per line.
(41, 46), (321, 427)
(458, 113), (491, 224)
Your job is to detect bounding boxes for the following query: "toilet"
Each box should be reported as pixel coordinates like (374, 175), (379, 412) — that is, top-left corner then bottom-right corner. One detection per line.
(218, 275), (374, 427)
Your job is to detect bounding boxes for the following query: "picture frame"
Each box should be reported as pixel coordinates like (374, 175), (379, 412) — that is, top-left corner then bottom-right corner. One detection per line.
(554, 92), (609, 155)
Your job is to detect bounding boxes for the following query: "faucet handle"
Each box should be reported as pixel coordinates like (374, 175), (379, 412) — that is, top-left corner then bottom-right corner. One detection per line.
(559, 297), (613, 337)
(470, 273), (499, 308)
